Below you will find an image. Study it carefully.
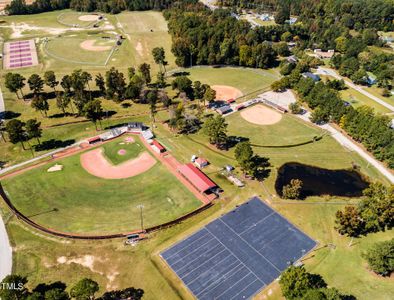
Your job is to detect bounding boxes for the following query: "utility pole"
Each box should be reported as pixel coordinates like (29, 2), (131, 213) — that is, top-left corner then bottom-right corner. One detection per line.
(137, 204), (144, 232)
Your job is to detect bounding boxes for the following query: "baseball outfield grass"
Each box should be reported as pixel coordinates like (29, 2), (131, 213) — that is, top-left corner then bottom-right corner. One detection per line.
(1, 137), (201, 234)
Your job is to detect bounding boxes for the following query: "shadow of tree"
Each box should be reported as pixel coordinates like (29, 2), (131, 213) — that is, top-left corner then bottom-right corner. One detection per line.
(0, 111), (21, 119)
(34, 139), (75, 151)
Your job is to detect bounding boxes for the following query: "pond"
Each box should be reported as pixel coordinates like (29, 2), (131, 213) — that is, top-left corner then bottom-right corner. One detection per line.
(275, 162), (370, 199)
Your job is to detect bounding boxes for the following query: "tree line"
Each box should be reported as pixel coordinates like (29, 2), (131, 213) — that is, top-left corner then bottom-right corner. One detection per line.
(272, 59), (394, 169)
(5, 0), (197, 15)
(0, 275), (143, 300)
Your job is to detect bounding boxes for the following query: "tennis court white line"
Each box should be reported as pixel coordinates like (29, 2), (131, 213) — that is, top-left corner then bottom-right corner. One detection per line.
(230, 278), (261, 300)
(237, 211), (276, 235)
(213, 273), (258, 300)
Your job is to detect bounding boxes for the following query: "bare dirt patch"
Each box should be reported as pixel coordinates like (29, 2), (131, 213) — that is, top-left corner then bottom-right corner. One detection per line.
(80, 148), (156, 179)
(135, 41), (143, 56)
(240, 104), (283, 125)
(79, 15), (99, 22)
(80, 40), (112, 52)
(212, 85), (243, 100)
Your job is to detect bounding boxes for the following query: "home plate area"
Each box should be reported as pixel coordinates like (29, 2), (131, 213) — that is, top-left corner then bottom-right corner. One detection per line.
(161, 197), (316, 300)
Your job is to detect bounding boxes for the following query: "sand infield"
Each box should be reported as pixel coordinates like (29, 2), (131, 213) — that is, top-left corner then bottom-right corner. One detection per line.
(80, 40), (112, 52)
(240, 104), (282, 125)
(80, 148), (156, 179)
(212, 85), (243, 100)
(79, 15), (99, 22)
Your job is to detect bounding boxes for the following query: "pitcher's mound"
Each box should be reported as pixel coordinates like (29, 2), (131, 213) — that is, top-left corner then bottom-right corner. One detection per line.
(80, 40), (111, 52)
(212, 85), (243, 100)
(79, 15), (99, 22)
(241, 104), (282, 125)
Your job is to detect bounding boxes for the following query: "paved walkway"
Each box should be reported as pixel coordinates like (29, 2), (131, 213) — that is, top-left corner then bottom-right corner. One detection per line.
(316, 67), (394, 112)
(0, 212), (12, 281)
(0, 87), (4, 118)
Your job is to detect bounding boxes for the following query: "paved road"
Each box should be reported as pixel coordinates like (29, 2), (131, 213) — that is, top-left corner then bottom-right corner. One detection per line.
(0, 212), (12, 281)
(0, 86), (12, 281)
(316, 67), (394, 112)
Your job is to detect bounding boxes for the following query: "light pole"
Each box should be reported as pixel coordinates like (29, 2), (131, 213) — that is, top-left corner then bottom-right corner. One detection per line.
(137, 204), (144, 232)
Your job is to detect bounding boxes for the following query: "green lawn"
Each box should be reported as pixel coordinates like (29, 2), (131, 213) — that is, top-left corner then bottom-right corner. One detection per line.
(340, 88), (391, 114)
(178, 66), (279, 96)
(115, 11), (176, 73)
(102, 138), (144, 165)
(44, 33), (115, 65)
(2, 136), (201, 234)
(57, 12), (99, 27)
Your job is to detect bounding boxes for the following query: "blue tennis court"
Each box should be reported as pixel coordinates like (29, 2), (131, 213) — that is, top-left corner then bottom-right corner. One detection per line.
(161, 197), (316, 300)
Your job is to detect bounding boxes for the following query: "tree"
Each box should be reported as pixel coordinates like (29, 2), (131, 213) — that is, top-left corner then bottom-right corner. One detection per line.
(25, 119), (42, 144)
(362, 238), (394, 276)
(31, 95), (49, 117)
(44, 71), (58, 92)
(234, 141), (255, 176)
(127, 67), (136, 81)
(98, 287), (144, 300)
(147, 90), (158, 123)
(138, 63), (151, 84)
(172, 76), (193, 98)
(56, 93), (71, 114)
(152, 47), (167, 73)
(95, 73), (106, 95)
(60, 75), (72, 94)
(271, 78), (289, 92)
(6, 119), (26, 149)
(310, 107), (329, 124)
(335, 206), (364, 237)
(27, 74), (44, 95)
(203, 86), (216, 107)
(156, 71), (166, 88)
(282, 179), (303, 199)
(126, 74), (144, 101)
(0, 274), (28, 300)
(70, 278), (99, 300)
(289, 102), (302, 114)
(105, 67), (126, 101)
(84, 100), (103, 130)
(45, 288), (70, 300)
(279, 266), (326, 300)
(4, 72), (25, 100)
(202, 115), (228, 148)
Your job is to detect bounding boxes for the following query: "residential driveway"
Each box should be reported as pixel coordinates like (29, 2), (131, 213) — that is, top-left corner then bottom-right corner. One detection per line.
(316, 67), (394, 112)
(0, 214), (12, 281)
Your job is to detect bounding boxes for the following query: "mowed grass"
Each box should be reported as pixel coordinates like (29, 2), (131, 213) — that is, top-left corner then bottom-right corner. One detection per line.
(102, 137), (144, 165)
(340, 88), (391, 114)
(57, 12), (99, 27)
(116, 11), (176, 72)
(2, 138), (201, 234)
(44, 33), (114, 65)
(181, 66), (279, 95)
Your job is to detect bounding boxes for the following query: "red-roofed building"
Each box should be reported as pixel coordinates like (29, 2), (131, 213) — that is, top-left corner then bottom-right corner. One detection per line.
(178, 163), (217, 194)
(88, 136), (101, 144)
(195, 157), (209, 168)
(152, 140), (166, 153)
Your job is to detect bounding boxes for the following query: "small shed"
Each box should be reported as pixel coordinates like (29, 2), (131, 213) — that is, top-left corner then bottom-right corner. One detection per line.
(302, 72), (320, 82)
(195, 157), (209, 168)
(216, 105), (232, 115)
(152, 140), (166, 153)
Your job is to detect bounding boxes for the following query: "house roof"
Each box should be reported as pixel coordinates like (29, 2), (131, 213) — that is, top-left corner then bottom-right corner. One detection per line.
(178, 163), (216, 192)
(216, 105), (232, 113)
(195, 157), (208, 165)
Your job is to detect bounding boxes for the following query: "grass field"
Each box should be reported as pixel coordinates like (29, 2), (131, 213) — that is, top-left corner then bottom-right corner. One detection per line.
(2, 136), (201, 234)
(2, 112), (393, 299)
(102, 138), (143, 165)
(44, 33), (115, 65)
(340, 88), (391, 114)
(115, 11), (176, 71)
(57, 12), (100, 27)
(178, 66), (279, 96)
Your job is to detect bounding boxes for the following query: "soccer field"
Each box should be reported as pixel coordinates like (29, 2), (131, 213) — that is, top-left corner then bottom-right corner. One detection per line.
(2, 138), (201, 234)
